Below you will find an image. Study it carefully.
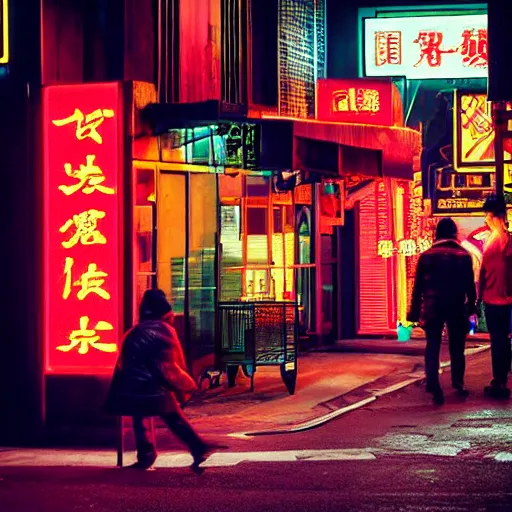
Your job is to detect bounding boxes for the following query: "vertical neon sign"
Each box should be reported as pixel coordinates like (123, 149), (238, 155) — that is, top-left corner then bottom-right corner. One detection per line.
(44, 83), (123, 374)
(0, 0), (8, 64)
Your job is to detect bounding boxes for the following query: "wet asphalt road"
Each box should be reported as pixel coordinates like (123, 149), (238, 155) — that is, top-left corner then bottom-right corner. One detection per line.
(1, 351), (511, 511)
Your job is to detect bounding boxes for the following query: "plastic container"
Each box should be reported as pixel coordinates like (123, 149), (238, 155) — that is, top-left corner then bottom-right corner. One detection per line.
(397, 323), (412, 342)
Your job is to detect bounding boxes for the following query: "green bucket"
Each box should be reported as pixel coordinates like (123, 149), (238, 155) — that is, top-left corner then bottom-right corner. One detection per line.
(397, 323), (412, 342)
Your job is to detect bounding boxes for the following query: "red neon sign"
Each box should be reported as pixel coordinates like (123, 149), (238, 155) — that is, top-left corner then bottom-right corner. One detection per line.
(316, 78), (395, 126)
(44, 83), (123, 374)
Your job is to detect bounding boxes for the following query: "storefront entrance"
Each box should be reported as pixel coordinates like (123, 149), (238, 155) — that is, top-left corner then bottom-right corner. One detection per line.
(158, 171), (218, 378)
(133, 167), (218, 379)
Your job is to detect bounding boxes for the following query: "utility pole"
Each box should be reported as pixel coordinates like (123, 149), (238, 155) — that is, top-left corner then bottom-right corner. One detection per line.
(488, 0), (512, 198)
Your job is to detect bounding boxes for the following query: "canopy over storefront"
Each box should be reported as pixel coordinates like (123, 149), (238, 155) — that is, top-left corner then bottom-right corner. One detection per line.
(292, 118), (422, 181)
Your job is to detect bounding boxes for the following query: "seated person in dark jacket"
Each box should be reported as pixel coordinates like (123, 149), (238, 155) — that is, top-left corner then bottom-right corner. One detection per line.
(105, 289), (220, 472)
(407, 218), (476, 405)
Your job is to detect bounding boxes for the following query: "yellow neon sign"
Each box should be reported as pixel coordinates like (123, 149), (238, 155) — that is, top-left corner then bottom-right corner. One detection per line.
(52, 108), (115, 144)
(58, 155), (115, 196)
(59, 209), (107, 248)
(62, 257), (111, 301)
(0, 0), (9, 65)
(56, 316), (116, 355)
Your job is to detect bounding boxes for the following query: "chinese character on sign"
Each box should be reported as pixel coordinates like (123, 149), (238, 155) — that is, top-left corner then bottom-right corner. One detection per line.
(332, 88), (380, 114)
(58, 155), (115, 196)
(57, 316), (116, 355)
(52, 108), (115, 144)
(62, 257), (111, 301)
(377, 240), (394, 258)
(458, 29), (487, 68)
(398, 239), (417, 257)
(375, 31), (402, 66)
(413, 31), (455, 68)
(59, 209), (107, 249)
(333, 88), (357, 112)
(357, 88), (380, 113)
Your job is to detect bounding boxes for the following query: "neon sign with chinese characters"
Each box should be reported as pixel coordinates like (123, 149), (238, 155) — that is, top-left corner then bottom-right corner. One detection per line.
(454, 92), (512, 170)
(44, 83), (123, 374)
(316, 78), (394, 126)
(0, 0), (8, 65)
(377, 238), (432, 259)
(364, 14), (487, 80)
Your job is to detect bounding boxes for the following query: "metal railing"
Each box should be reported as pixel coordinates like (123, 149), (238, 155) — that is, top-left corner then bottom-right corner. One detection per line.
(216, 301), (299, 394)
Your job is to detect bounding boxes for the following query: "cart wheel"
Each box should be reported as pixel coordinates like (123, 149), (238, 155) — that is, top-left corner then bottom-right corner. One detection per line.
(280, 364), (297, 395)
(226, 365), (239, 387)
(242, 364), (254, 378)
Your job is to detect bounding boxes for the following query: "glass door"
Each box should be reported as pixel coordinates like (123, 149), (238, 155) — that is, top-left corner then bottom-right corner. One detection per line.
(188, 173), (218, 378)
(157, 172), (187, 352)
(156, 171), (218, 378)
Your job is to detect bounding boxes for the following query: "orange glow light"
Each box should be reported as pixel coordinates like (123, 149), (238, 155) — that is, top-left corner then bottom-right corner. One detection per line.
(44, 83), (122, 374)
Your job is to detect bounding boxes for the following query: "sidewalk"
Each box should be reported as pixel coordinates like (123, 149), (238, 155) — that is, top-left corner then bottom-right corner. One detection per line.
(178, 337), (490, 437)
(0, 339), (491, 464)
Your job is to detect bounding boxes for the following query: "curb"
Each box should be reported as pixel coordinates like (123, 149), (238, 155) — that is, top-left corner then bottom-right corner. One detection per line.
(230, 344), (491, 438)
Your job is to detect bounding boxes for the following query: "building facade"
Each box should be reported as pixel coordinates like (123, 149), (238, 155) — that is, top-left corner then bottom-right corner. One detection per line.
(0, 0), (422, 445)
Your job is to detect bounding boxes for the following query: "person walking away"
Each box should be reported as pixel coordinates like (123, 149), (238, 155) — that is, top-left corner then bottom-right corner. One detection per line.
(479, 194), (512, 399)
(105, 289), (221, 472)
(408, 218), (476, 405)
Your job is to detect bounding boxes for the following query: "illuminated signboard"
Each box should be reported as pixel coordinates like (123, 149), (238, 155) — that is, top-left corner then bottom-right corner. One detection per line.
(454, 91), (512, 170)
(432, 167), (494, 215)
(316, 78), (394, 125)
(364, 15), (487, 80)
(0, 0), (8, 64)
(44, 83), (123, 374)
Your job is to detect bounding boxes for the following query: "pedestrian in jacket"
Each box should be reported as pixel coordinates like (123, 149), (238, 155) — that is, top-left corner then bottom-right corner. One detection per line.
(105, 289), (217, 472)
(408, 218), (477, 405)
(479, 194), (512, 399)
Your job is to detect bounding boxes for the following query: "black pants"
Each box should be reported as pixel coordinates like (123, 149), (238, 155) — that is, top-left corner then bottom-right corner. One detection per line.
(484, 304), (512, 386)
(424, 317), (468, 391)
(133, 409), (206, 464)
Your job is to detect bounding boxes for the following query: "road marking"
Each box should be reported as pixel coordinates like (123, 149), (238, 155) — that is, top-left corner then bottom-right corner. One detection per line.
(0, 448), (376, 468)
(492, 452), (512, 462)
(1, 443), (510, 468)
(374, 433), (471, 457)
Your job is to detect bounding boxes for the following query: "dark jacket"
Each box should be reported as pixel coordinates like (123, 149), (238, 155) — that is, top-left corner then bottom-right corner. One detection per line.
(104, 319), (197, 417)
(408, 239), (477, 323)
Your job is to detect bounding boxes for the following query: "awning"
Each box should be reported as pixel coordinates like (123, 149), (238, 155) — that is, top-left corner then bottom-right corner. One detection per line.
(277, 117), (422, 181)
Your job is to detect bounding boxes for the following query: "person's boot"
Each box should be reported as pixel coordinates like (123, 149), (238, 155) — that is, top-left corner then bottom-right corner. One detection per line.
(484, 380), (511, 399)
(426, 379), (444, 405)
(432, 388), (445, 405)
(190, 443), (228, 475)
(452, 383), (469, 398)
(127, 448), (157, 470)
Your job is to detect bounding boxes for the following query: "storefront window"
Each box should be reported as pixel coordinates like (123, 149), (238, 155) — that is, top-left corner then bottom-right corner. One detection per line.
(246, 206), (269, 298)
(219, 174), (296, 303)
(271, 202), (294, 301)
(219, 174), (243, 301)
(189, 173), (218, 375)
(133, 167), (156, 318)
(157, 172), (186, 319)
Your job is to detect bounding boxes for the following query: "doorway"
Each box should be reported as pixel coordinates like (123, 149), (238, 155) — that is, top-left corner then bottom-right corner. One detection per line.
(339, 209), (356, 339)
